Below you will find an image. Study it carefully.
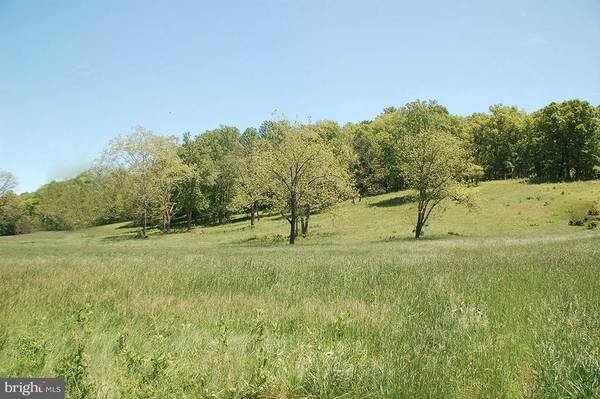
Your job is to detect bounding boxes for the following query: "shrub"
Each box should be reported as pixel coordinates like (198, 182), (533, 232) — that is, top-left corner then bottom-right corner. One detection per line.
(9, 336), (47, 375)
(569, 217), (585, 226)
(588, 202), (600, 216)
(54, 341), (96, 399)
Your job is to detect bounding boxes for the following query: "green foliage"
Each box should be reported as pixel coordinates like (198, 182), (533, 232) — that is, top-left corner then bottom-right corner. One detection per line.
(0, 192), (34, 235)
(177, 132), (216, 229)
(193, 126), (243, 224)
(399, 129), (475, 238)
(347, 121), (387, 196)
(6, 336), (47, 376)
(33, 173), (107, 230)
(99, 126), (191, 236)
(259, 116), (290, 144)
(2, 181), (600, 397)
(469, 105), (530, 179)
(3, 98), (600, 237)
(530, 99), (600, 181)
(255, 124), (354, 243)
(0, 169), (17, 197)
(230, 143), (268, 225)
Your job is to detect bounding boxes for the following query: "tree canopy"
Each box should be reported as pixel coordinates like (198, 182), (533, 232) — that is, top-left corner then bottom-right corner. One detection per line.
(0, 170), (17, 197)
(2, 98), (599, 240)
(255, 124), (354, 243)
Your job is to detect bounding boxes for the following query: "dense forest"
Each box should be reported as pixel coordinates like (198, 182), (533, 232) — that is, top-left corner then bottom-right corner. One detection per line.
(1, 98), (599, 241)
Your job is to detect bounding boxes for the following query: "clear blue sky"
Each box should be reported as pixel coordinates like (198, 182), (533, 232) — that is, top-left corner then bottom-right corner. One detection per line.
(1, 0), (599, 193)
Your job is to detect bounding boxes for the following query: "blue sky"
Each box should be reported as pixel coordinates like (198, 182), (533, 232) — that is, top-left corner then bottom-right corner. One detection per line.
(1, 0), (599, 193)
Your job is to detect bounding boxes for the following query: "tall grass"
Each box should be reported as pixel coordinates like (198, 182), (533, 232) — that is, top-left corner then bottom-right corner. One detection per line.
(1, 180), (599, 398)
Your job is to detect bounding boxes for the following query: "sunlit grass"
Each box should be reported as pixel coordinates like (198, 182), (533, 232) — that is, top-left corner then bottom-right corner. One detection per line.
(1, 180), (599, 398)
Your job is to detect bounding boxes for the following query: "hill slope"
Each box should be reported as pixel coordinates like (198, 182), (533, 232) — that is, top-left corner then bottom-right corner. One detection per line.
(1, 180), (599, 398)
(5, 179), (599, 246)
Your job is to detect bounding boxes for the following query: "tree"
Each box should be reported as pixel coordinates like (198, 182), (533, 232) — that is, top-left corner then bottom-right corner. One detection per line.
(258, 115), (290, 144)
(346, 122), (387, 196)
(399, 130), (475, 239)
(399, 100), (452, 136)
(0, 170), (17, 197)
(232, 149), (268, 226)
(469, 105), (530, 179)
(35, 173), (105, 230)
(309, 120), (357, 175)
(240, 127), (259, 150)
(361, 100), (461, 193)
(194, 126), (242, 224)
(0, 192), (33, 235)
(531, 100), (600, 181)
(178, 132), (215, 230)
(153, 144), (193, 232)
(100, 126), (189, 237)
(369, 108), (405, 191)
(232, 128), (268, 226)
(256, 125), (354, 244)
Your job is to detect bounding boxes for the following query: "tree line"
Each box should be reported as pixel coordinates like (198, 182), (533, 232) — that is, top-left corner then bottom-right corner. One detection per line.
(1, 98), (599, 241)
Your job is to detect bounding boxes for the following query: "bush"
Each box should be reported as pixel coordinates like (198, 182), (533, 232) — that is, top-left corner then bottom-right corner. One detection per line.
(588, 202), (600, 216)
(54, 341), (96, 399)
(569, 217), (585, 226)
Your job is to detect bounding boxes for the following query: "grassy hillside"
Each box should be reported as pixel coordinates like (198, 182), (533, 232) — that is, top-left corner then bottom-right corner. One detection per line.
(1, 180), (599, 398)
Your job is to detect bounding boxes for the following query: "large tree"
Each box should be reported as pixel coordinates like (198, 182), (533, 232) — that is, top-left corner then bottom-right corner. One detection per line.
(469, 105), (530, 179)
(100, 126), (189, 237)
(0, 170), (17, 197)
(232, 128), (268, 226)
(399, 130), (475, 239)
(531, 99), (600, 181)
(256, 125), (354, 244)
(194, 126), (242, 224)
(346, 121), (387, 196)
(154, 144), (193, 232)
(0, 192), (33, 235)
(35, 173), (105, 230)
(178, 132), (215, 230)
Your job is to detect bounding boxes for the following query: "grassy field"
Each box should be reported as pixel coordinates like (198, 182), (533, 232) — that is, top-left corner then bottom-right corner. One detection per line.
(1, 180), (599, 398)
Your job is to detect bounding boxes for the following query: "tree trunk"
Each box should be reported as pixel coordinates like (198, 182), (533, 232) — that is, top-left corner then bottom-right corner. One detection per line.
(289, 195), (297, 245)
(289, 215), (296, 244)
(187, 208), (193, 230)
(415, 202), (425, 239)
(415, 213), (424, 238)
(250, 202), (256, 226)
(301, 217), (309, 236)
(301, 208), (310, 236)
(142, 207), (147, 238)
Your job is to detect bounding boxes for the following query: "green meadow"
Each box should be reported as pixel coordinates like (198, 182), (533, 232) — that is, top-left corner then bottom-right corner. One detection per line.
(1, 179), (599, 398)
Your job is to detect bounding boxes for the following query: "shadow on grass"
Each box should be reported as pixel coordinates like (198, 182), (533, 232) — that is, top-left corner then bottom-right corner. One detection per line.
(525, 177), (598, 185)
(101, 233), (142, 242)
(115, 222), (137, 230)
(232, 231), (339, 247)
(158, 227), (197, 235)
(369, 193), (416, 208)
(231, 234), (288, 247)
(376, 234), (457, 243)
